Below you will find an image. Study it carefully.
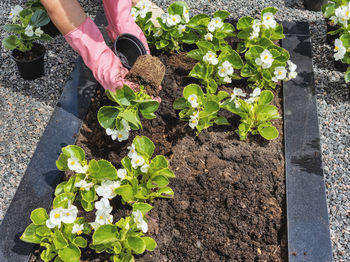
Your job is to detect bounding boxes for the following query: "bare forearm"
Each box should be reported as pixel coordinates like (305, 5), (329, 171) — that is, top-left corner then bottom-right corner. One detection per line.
(40, 0), (86, 35)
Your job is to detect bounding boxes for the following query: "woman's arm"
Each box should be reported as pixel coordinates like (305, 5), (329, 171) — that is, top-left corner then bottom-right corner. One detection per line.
(40, 0), (86, 35)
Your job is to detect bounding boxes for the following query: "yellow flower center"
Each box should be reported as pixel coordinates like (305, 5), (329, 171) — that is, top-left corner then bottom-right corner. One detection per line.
(118, 134), (123, 138)
(278, 71), (283, 75)
(10, 12), (13, 16)
(191, 97), (195, 101)
(99, 216), (104, 219)
(80, 187), (85, 191)
(221, 68), (225, 72)
(266, 16), (271, 20)
(66, 212), (70, 216)
(264, 55), (268, 60)
(71, 161), (75, 165)
(186, 10), (189, 14)
(192, 119), (196, 123)
(136, 159), (140, 164)
(54, 214), (60, 218)
(335, 46), (339, 51)
(173, 17), (176, 22)
(342, 18), (345, 21)
(77, 230), (83, 235)
(209, 54), (212, 57)
(215, 20), (219, 24)
(346, 11), (349, 16)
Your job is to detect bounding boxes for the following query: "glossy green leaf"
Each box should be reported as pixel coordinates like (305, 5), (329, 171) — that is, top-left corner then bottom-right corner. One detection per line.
(261, 6), (278, 16)
(97, 106), (119, 129)
(168, 1), (188, 16)
(344, 67), (350, 83)
(132, 203), (153, 215)
(197, 40), (215, 51)
(187, 49), (203, 61)
(119, 109), (141, 129)
(139, 100), (159, 115)
(213, 10), (230, 20)
(53, 230), (69, 250)
(114, 184), (134, 202)
(187, 14), (210, 28)
(31, 9), (50, 27)
(80, 187), (95, 202)
(127, 236), (146, 254)
(30, 208), (48, 225)
(62, 145), (85, 162)
(58, 243), (81, 262)
(150, 155), (168, 170)
(116, 85), (136, 106)
(151, 175), (169, 187)
(81, 199), (94, 212)
(92, 224), (119, 245)
(36, 225), (53, 237)
(2, 35), (18, 50)
(4, 24), (23, 32)
(53, 192), (75, 209)
(133, 136), (155, 159)
(183, 84), (204, 100)
(173, 97), (187, 110)
(214, 116), (230, 125)
(258, 90), (274, 105)
(204, 101), (220, 114)
(20, 223), (42, 244)
(88, 159), (118, 180)
(73, 236), (87, 248)
(237, 16), (253, 30)
(258, 124), (279, 140)
(143, 237), (157, 251)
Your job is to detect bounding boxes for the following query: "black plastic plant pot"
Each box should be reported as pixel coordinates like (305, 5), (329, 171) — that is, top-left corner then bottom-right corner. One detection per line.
(114, 33), (147, 69)
(42, 20), (61, 37)
(11, 43), (46, 80)
(304, 0), (327, 11)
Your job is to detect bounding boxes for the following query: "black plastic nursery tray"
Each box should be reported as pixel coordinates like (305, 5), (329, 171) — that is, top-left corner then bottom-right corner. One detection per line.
(0, 14), (332, 262)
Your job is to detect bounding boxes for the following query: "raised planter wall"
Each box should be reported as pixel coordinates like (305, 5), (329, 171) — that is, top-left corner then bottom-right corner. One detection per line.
(0, 16), (333, 262)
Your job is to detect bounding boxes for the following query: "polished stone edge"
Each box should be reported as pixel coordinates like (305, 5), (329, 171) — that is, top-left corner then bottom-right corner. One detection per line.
(283, 24), (333, 261)
(283, 21), (310, 36)
(0, 13), (106, 262)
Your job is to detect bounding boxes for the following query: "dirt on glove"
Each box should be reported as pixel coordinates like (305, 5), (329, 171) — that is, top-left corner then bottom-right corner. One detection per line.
(126, 55), (165, 97)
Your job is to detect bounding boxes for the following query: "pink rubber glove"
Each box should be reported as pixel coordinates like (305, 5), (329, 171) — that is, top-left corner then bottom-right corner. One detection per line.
(102, 0), (150, 54)
(64, 17), (138, 92)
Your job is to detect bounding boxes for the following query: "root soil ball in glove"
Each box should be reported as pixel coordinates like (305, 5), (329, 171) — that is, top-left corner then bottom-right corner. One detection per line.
(126, 55), (165, 97)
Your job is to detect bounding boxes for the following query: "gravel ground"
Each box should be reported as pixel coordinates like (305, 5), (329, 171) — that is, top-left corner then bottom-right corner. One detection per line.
(0, 0), (349, 261)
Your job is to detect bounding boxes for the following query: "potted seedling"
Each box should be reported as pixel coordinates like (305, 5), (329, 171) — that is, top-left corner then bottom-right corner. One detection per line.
(2, 5), (52, 80)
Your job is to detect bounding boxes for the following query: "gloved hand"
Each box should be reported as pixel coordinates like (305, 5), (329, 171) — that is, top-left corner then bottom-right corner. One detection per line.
(64, 17), (139, 92)
(102, 0), (150, 54)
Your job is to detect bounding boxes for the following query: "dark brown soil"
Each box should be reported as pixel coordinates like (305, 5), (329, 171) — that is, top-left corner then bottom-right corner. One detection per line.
(12, 43), (45, 61)
(126, 55), (165, 97)
(31, 52), (287, 261)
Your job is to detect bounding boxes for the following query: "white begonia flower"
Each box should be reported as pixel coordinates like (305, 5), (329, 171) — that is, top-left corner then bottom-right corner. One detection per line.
(224, 76), (232, 83)
(178, 24), (186, 34)
(121, 119), (131, 131)
(212, 17), (224, 29)
(34, 27), (44, 37)
(230, 88), (246, 101)
(117, 168), (127, 180)
(251, 87), (261, 98)
(125, 222), (130, 230)
(140, 164), (149, 173)
(334, 38), (346, 61)
(47, 207), (64, 229)
(218, 61), (234, 78)
(167, 14), (181, 27)
(262, 12), (277, 29)
(131, 154), (145, 169)
(131, 8), (139, 21)
(72, 223), (84, 235)
(192, 111), (199, 118)
(189, 116), (198, 129)
(335, 6), (350, 26)
(250, 19), (261, 40)
(116, 129), (129, 142)
(95, 209), (113, 225)
(136, 0), (151, 18)
(95, 197), (113, 213)
(67, 157), (86, 174)
(96, 180), (120, 200)
(208, 22), (216, 32)
(187, 94), (199, 108)
(330, 16), (338, 25)
(183, 8), (190, 23)
(75, 180), (94, 191)
(255, 49), (274, 69)
(127, 144), (137, 158)
(272, 66), (287, 82)
(161, 13), (169, 24)
(24, 25), (34, 37)
(154, 28), (163, 37)
(203, 51), (218, 65)
(9, 5), (23, 22)
(287, 60), (298, 79)
(106, 128), (118, 141)
(61, 205), (78, 224)
(204, 32), (213, 41)
(249, 31), (260, 40)
(133, 210), (148, 233)
(89, 222), (100, 230)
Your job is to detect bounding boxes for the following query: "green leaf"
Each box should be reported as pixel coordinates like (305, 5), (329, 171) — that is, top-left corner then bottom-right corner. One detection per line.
(121, 157), (132, 173)
(214, 116), (230, 125)
(204, 101), (220, 114)
(31, 9), (50, 27)
(142, 237), (157, 251)
(322, 3), (336, 18)
(127, 236), (146, 254)
(62, 145), (85, 162)
(53, 193), (75, 209)
(139, 100), (159, 115)
(187, 49), (204, 61)
(258, 124), (279, 140)
(133, 136), (155, 159)
(258, 90), (274, 105)
(81, 199), (94, 212)
(168, 1), (188, 16)
(173, 97), (187, 110)
(73, 236), (87, 248)
(208, 79), (218, 94)
(114, 184), (134, 202)
(80, 187), (95, 202)
(56, 153), (69, 171)
(257, 105), (280, 121)
(30, 208), (48, 225)
(219, 23), (235, 37)
(187, 14), (210, 28)
(153, 168), (176, 178)
(182, 31), (199, 44)
(4, 24), (23, 32)
(340, 33), (350, 48)
(64, 176), (76, 193)
(189, 62), (208, 81)
(97, 106), (119, 129)
(154, 186), (174, 198)
(58, 243), (81, 262)
(237, 16), (253, 30)
(88, 159), (118, 181)
(261, 6), (278, 16)
(237, 30), (251, 40)
(93, 224), (119, 245)
(151, 175), (169, 187)
(53, 230), (69, 250)
(155, 39), (169, 49)
(226, 50), (243, 69)
(20, 223), (42, 244)
(132, 203), (153, 215)
(119, 109), (141, 129)
(196, 41), (215, 52)
(183, 84), (204, 100)
(345, 67), (350, 83)
(2, 35), (19, 50)
(150, 155), (168, 170)
(116, 85), (136, 106)
(36, 225), (53, 237)
(213, 10), (230, 20)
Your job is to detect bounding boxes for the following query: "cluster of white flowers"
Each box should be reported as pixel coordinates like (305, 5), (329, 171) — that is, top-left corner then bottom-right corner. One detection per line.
(96, 180), (120, 199)
(272, 60), (297, 82)
(90, 198), (114, 230)
(9, 5), (23, 23)
(68, 157), (88, 174)
(75, 179), (94, 191)
(250, 19), (261, 40)
(255, 49), (274, 69)
(218, 61), (234, 83)
(331, 4), (350, 27)
(24, 25), (43, 37)
(46, 203), (78, 229)
(131, 0), (151, 20)
(334, 39), (346, 61)
(189, 111), (199, 129)
(187, 94), (199, 108)
(261, 12), (277, 29)
(208, 17), (223, 32)
(72, 223), (84, 235)
(204, 32), (213, 41)
(161, 13), (181, 27)
(127, 144), (149, 172)
(203, 51), (218, 65)
(106, 119), (130, 142)
(132, 210), (148, 233)
(229, 88), (246, 107)
(246, 88), (262, 104)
